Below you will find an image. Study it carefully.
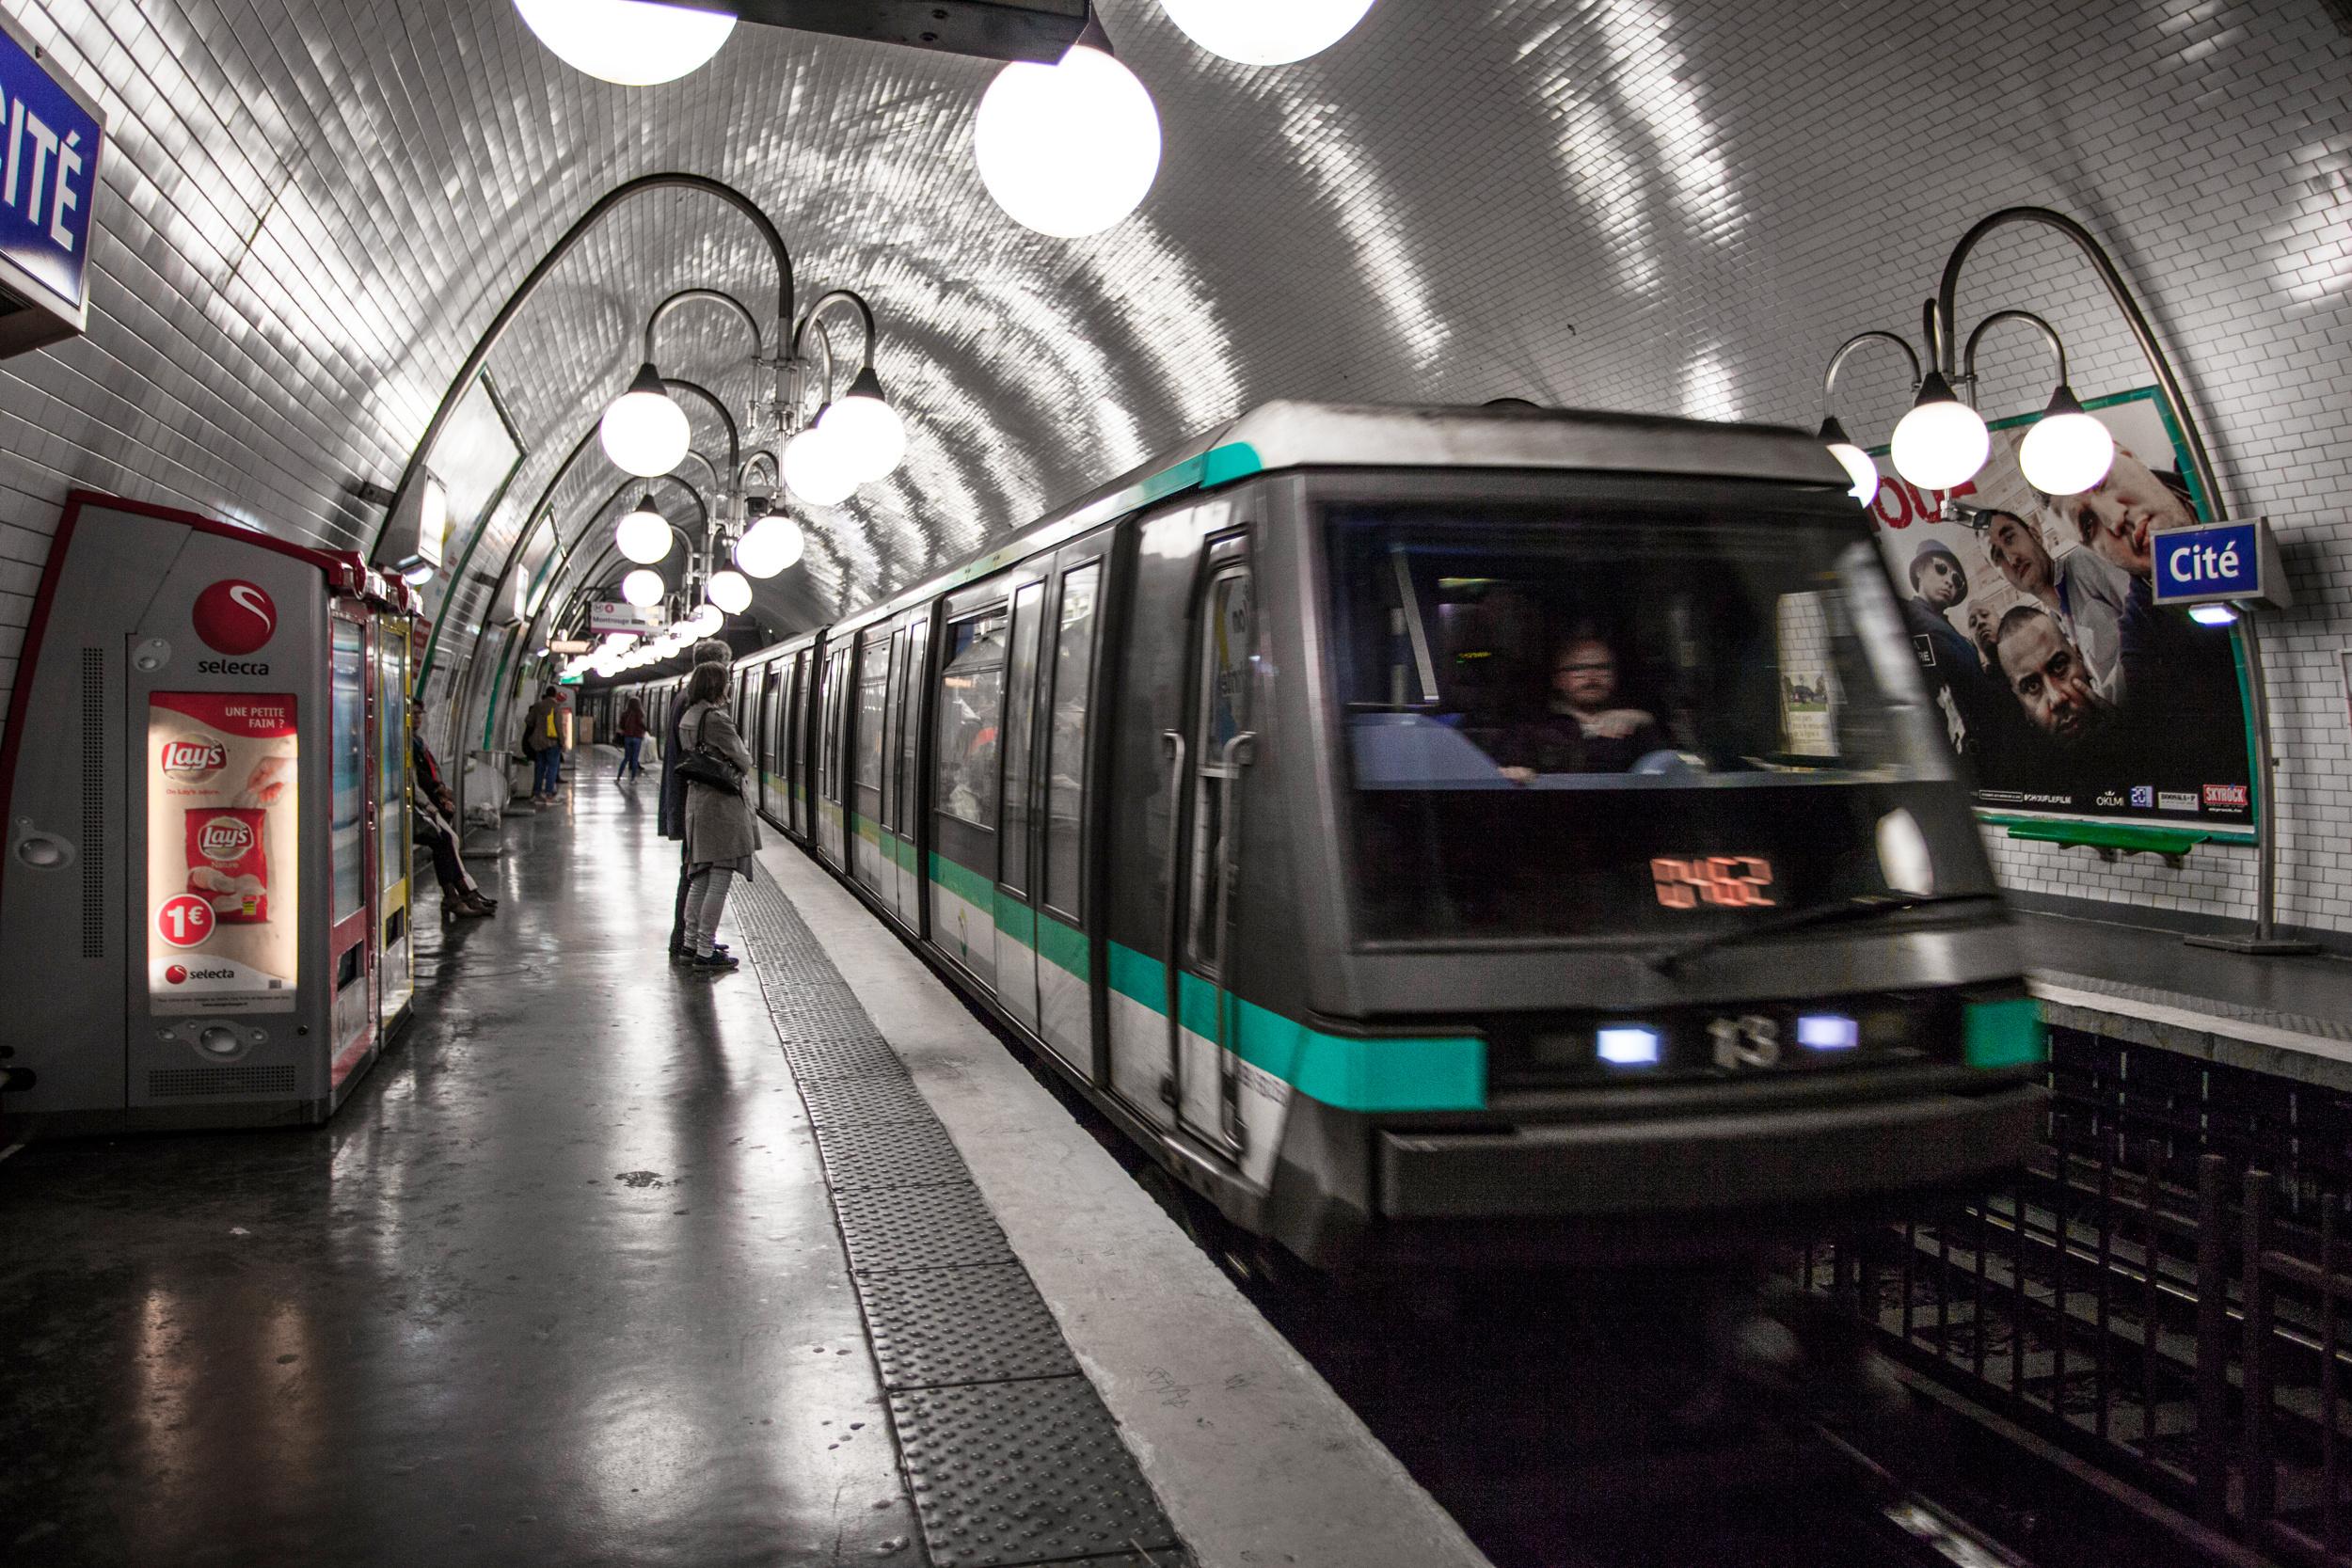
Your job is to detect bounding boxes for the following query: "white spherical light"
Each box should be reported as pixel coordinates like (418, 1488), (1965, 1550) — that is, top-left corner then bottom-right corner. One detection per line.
(621, 567), (664, 608)
(513, 0), (735, 87)
(734, 514), (805, 578)
(1158, 0), (1378, 65)
(974, 44), (1161, 238)
(707, 568), (753, 615)
(784, 422), (859, 507)
(1889, 375), (1990, 492)
(820, 370), (909, 482)
(1828, 442), (1880, 504)
(600, 364), (692, 478)
(2017, 388), (2116, 498)
(687, 603), (724, 636)
(614, 499), (672, 565)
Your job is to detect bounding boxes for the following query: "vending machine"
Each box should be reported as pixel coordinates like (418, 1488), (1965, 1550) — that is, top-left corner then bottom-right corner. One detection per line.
(0, 492), (418, 1131)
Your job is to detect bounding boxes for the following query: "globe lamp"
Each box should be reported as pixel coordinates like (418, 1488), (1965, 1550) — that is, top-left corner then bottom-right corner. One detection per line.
(1158, 0), (1378, 65)
(1889, 371), (1990, 492)
(784, 420), (858, 507)
(974, 25), (1161, 238)
(513, 0), (735, 87)
(707, 568), (753, 615)
(621, 567), (665, 608)
(734, 513), (804, 578)
(687, 602), (725, 636)
(819, 367), (909, 482)
(2017, 384), (2116, 498)
(600, 363), (691, 478)
(1817, 416), (1880, 505)
(614, 497), (672, 565)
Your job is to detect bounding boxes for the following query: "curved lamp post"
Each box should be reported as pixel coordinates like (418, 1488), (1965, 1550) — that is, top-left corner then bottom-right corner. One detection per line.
(1817, 329), (1919, 503)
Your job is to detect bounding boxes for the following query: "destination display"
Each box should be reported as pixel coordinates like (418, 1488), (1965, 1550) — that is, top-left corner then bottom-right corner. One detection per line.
(146, 691), (300, 1013)
(1866, 388), (2254, 832)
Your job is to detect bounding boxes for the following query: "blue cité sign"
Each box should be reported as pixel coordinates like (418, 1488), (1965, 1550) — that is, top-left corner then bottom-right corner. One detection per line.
(2153, 519), (2264, 606)
(0, 21), (103, 313)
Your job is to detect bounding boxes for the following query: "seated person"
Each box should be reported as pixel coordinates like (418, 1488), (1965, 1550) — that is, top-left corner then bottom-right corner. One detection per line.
(1490, 634), (1668, 780)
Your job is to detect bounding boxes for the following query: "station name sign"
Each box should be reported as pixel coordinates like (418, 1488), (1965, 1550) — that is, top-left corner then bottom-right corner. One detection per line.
(2151, 516), (2291, 610)
(0, 17), (103, 351)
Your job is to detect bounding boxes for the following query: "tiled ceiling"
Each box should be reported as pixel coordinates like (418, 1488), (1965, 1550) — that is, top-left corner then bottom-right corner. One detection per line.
(2, 1), (2348, 929)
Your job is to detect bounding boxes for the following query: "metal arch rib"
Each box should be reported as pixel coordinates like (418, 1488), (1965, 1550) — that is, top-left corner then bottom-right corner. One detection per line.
(376, 171), (794, 559)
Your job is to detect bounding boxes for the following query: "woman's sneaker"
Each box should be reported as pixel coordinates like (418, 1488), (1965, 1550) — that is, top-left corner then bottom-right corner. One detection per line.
(686, 950), (739, 972)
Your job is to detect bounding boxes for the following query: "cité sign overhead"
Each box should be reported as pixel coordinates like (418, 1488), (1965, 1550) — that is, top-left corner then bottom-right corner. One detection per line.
(0, 14), (103, 356)
(2152, 516), (2292, 611)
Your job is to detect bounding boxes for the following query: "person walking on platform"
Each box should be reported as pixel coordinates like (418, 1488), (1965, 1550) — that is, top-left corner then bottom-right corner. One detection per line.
(675, 658), (759, 973)
(521, 685), (565, 806)
(663, 637), (737, 960)
(615, 696), (648, 782)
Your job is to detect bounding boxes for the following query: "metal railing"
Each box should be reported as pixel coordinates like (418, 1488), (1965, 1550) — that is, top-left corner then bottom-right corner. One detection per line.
(1804, 1028), (2352, 1564)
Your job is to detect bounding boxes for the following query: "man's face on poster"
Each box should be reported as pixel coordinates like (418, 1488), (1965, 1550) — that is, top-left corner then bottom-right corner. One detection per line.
(1985, 513), (2054, 595)
(1915, 553), (1965, 610)
(2069, 447), (2191, 579)
(1997, 612), (2105, 742)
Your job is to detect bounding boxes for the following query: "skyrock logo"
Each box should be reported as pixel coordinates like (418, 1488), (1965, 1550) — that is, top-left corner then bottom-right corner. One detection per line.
(198, 817), (254, 861)
(192, 579), (277, 657)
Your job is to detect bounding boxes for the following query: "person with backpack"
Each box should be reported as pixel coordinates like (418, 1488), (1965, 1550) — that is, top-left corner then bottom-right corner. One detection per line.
(521, 686), (565, 806)
(673, 658), (760, 973)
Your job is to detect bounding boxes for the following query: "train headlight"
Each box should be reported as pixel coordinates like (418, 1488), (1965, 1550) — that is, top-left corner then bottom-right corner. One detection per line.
(1797, 1013), (1860, 1052)
(1596, 1025), (1661, 1068)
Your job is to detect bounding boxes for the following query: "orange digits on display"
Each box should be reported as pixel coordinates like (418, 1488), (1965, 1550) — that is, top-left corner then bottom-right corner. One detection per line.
(1650, 855), (1777, 911)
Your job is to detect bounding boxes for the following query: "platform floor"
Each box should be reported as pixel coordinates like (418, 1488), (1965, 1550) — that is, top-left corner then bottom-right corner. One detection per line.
(1, 766), (1482, 1568)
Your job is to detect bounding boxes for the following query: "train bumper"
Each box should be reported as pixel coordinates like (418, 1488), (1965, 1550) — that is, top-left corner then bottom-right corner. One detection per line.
(1376, 1080), (2044, 1220)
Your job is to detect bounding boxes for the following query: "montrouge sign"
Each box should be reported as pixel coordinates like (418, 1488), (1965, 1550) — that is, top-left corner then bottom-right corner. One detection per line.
(0, 15), (104, 355)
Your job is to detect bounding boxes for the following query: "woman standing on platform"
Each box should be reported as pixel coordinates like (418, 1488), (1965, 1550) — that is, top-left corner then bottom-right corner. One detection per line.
(615, 696), (648, 783)
(675, 659), (759, 973)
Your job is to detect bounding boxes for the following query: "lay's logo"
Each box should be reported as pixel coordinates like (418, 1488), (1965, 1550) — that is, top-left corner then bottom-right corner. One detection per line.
(161, 738), (227, 778)
(198, 817), (254, 860)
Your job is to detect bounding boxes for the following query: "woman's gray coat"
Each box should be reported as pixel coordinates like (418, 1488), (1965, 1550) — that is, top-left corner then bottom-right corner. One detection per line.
(676, 699), (762, 864)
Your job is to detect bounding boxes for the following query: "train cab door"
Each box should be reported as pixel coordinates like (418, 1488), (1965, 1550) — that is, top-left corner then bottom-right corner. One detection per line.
(890, 614), (930, 928)
(990, 573), (1050, 1034)
(1162, 533), (1256, 1159)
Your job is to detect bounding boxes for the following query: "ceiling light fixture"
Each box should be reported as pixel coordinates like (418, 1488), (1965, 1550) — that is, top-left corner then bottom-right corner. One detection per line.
(707, 568), (753, 615)
(974, 11), (1161, 238)
(1889, 370), (1990, 492)
(734, 513), (804, 578)
(621, 567), (665, 608)
(614, 496), (673, 564)
(819, 366), (909, 483)
(783, 418), (858, 507)
(513, 0), (735, 87)
(1158, 0), (1378, 65)
(601, 363), (692, 478)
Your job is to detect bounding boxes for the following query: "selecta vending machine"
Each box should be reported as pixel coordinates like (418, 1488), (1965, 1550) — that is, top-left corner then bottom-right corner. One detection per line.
(0, 492), (418, 1131)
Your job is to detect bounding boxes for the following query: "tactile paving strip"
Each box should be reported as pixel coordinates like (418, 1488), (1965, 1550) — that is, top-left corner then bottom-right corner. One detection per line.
(733, 864), (1191, 1568)
(817, 1117), (976, 1189)
(834, 1182), (1017, 1274)
(858, 1265), (1080, 1390)
(893, 1378), (1182, 1568)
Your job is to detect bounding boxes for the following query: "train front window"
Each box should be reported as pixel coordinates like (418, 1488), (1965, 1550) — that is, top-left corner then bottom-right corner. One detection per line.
(1327, 499), (1982, 941)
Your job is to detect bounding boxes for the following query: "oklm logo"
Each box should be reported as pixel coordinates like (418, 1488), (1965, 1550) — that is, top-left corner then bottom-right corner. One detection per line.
(160, 737), (227, 780)
(191, 579), (277, 656)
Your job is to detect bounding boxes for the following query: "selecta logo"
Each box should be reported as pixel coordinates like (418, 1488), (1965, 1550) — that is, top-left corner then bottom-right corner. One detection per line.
(160, 737), (228, 780)
(198, 816), (255, 862)
(192, 579), (277, 656)
(166, 964), (187, 985)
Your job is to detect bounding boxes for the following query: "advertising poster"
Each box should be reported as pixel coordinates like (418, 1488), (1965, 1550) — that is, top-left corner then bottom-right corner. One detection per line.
(147, 692), (300, 1013)
(1866, 388), (2253, 833)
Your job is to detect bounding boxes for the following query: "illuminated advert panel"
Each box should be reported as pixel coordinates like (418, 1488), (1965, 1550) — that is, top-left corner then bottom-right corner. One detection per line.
(146, 692), (299, 1013)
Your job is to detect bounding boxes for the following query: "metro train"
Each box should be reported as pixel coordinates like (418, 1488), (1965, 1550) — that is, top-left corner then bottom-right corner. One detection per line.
(593, 402), (2046, 1267)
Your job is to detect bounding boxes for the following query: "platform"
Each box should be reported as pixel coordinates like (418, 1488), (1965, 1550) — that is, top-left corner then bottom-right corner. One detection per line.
(0, 769), (1486, 1568)
(2018, 911), (2352, 1091)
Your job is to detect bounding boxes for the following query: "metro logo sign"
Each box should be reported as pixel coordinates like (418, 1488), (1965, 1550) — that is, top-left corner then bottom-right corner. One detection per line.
(191, 579), (277, 655)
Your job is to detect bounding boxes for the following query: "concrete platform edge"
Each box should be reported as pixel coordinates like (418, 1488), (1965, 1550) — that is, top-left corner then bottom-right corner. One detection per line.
(755, 845), (1494, 1568)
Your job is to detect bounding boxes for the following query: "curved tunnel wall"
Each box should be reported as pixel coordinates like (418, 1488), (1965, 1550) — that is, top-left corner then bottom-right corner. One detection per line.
(0, 0), (2345, 931)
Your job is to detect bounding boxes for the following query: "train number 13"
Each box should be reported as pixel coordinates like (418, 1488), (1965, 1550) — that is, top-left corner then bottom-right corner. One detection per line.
(1650, 855), (1777, 911)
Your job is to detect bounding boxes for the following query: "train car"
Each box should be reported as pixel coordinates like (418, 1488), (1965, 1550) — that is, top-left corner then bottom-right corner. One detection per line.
(619, 402), (2046, 1267)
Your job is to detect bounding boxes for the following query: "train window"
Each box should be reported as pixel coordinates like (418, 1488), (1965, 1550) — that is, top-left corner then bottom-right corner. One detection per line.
(761, 665), (783, 772)
(896, 618), (930, 829)
(1324, 500), (1978, 941)
(856, 634), (891, 795)
(1185, 566), (1253, 971)
(819, 648), (850, 802)
(999, 582), (1046, 895)
(1042, 562), (1102, 916)
(934, 610), (1008, 828)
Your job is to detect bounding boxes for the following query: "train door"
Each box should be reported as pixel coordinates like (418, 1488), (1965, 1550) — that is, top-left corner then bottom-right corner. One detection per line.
(818, 643), (850, 868)
(852, 627), (894, 898)
(1164, 532), (1256, 1157)
(785, 652), (808, 840)
(760, 661), (785, 817)
(996, 532), (1113, 1077)
(889, 613), (930, 927)
(991, 575), (1050, 1032)
(930, 587), (1011, 988)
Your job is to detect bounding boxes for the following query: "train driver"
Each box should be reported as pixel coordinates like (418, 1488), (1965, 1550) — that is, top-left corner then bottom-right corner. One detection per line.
(1492, 632), (1668, 780)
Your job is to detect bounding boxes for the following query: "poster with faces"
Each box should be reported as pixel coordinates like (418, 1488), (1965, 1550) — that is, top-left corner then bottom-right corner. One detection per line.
(1864, 388), (2253, 830)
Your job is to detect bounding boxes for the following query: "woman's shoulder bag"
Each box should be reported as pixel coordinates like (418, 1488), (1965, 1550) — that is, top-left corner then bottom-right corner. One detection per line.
(675, 707), (742, 797)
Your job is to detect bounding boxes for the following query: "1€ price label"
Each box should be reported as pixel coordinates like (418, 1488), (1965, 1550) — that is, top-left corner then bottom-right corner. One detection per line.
(155, 893), (216, 948)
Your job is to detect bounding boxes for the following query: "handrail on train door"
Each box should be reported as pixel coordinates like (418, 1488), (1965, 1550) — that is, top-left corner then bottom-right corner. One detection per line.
(1212, 730), (1257, 1154)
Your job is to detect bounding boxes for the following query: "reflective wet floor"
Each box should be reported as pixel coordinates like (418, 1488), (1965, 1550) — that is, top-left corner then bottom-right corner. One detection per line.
(0, 774), (915, 1567)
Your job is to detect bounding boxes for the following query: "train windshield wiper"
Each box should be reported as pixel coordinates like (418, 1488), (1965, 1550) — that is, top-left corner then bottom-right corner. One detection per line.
(1646, 892), (2000, 975)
